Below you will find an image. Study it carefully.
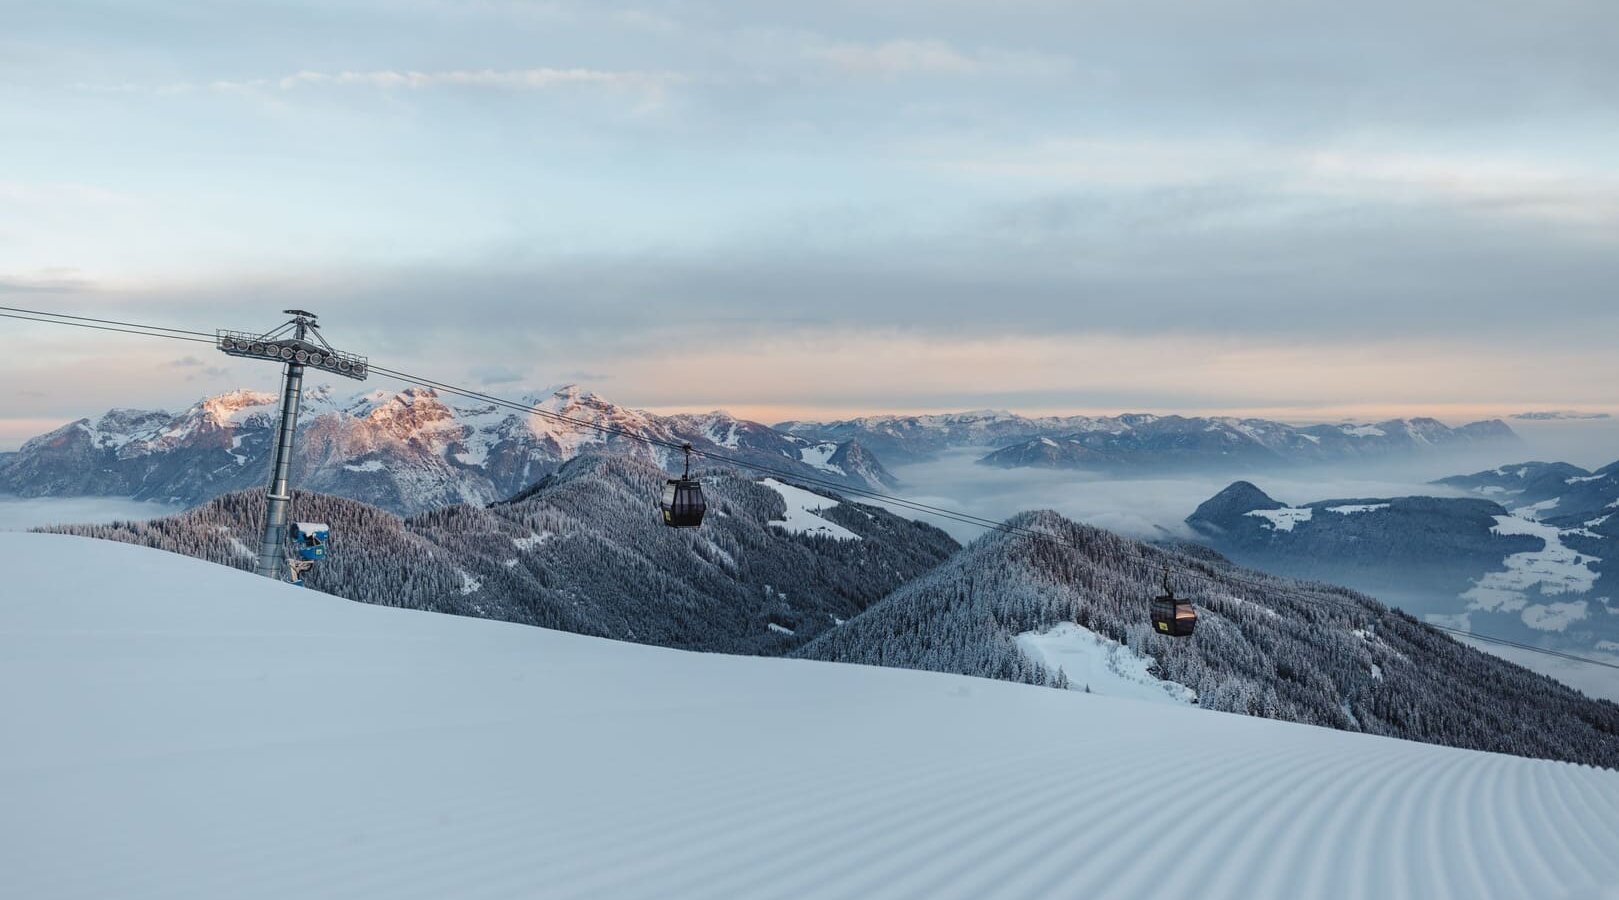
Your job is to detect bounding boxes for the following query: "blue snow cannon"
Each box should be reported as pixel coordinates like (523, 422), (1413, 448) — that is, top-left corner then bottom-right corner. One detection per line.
(291, 522), (329, 562)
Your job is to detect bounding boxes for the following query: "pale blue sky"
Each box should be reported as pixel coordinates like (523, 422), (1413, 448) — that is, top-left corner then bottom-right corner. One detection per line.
(2, 0), (1617, 443)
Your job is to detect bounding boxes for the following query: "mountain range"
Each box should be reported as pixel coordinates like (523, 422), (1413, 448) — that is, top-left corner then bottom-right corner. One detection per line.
(3, 383), (1530, 518)
(781, 411), (1519, 470)
(1185, 464), (1619, 656)
(0, 384), (895, 516)
(44, 456), (1619, 768)
(1511, 411), (1612, 421)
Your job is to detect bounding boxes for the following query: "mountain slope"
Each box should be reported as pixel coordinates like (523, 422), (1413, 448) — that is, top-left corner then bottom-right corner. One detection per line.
(6, 532), (1618, 900)
(1439, 459), (1619, 523)
(0, 384), (896, 515)
(782, 410), (1519, 468)
(1186, 482), (1537, 604)
(44, 454), (957, 655)
(1185, 480), (1619, 662)
(799, 511), (1619, 768)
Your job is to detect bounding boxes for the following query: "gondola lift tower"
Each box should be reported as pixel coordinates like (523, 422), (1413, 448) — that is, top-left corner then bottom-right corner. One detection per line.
(216, 310), (367, 582)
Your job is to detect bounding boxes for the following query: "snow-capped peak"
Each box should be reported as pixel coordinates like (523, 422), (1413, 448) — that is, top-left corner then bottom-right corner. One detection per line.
(195, 390), (279, 427)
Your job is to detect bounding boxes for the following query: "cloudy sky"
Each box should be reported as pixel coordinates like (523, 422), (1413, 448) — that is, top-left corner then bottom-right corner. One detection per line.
(2, 0), (1616, 445)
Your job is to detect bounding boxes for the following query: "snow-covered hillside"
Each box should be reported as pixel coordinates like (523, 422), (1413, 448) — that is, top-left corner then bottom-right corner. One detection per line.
(3, 533), (1618, 900)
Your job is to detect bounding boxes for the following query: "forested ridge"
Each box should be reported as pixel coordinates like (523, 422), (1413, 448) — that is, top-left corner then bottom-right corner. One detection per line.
(799, 511), (1619, 768)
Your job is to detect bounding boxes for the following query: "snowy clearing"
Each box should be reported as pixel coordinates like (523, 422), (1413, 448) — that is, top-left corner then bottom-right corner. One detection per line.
(1245, 506), (1313, 531)
(1016, 622), (1195, 705)
(217, 525), (254, 560)
(1515, 497), (1562, 520)
(760, 478), (861, 541)
(2, 533), (1618, 900)
(797, 442), (845, 475)
(1324, 503), (1390, 515)
(511, 532), (551, 551)
(1462, 516), (1600, 630)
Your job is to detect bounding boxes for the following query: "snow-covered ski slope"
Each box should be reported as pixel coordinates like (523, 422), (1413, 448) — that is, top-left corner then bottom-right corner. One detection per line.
(3, 533), (1618, 900)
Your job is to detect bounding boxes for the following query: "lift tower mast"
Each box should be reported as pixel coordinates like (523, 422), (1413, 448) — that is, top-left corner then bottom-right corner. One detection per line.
(216, 311), (368, 581)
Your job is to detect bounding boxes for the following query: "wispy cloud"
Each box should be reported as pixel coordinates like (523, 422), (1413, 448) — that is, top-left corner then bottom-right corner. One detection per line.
(0, 270), (98, 294)
(931, 139), (1619, 232)
(808, 38), (1071, 78)
(84, 67), (686, 97)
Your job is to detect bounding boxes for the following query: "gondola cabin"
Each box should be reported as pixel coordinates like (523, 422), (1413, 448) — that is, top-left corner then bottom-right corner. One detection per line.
(1151, 576), (1198, 637)
(661, 443), (706, 528)
(661, 479), (706, 527)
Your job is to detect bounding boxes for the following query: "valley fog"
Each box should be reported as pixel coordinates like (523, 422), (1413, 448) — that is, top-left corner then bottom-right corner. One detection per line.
(1502, 417), (1619, 471)
(0, 495), (186, 532)
(876, 444), (1576, 544)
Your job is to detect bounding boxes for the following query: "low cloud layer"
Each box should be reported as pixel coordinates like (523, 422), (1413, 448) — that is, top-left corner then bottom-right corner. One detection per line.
(873, 449), (1573, 545)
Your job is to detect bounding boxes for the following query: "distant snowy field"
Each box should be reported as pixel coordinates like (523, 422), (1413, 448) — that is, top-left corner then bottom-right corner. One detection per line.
(3, 533), (1619, 900)
(0, 494), (186, 531)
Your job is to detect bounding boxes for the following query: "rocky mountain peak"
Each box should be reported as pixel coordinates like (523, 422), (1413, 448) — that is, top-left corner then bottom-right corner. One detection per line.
(1189, 481), (1283, 527)
(196, 390), (278, 425)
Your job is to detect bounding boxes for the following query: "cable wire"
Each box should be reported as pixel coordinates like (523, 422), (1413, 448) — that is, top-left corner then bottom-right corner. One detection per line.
(6, 304), (1616, 672)
(0, 306), (217, 338)
(0, 311), (217, 345)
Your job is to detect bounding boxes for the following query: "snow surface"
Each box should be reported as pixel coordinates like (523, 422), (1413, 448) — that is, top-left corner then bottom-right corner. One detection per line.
(1016, 622), (1196, 705)
(760, 478), (861, 541)
(797, 441), (845, 475)
(341, 459), (386, 473)
(511, 532), (551, 551)
(708, 422), (742, 449)
(1325, 503), (1390, 515)
(1461, 516), (1600, 631)
(1245, 506), (1314, 531)
(1340, 424), (1386, 438)
(1516, 497), (1562, 520)
(3, 533), (1619, 900)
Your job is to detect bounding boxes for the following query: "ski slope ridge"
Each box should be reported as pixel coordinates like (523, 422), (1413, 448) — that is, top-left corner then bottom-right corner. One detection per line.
(2, 533), (1617, 900)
